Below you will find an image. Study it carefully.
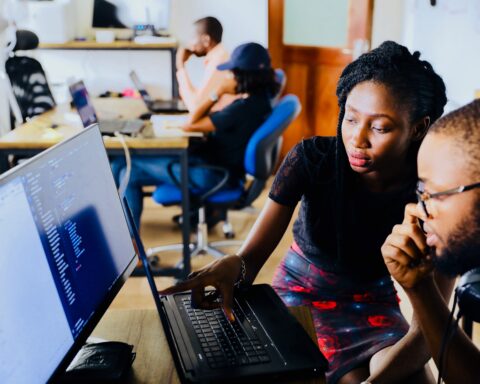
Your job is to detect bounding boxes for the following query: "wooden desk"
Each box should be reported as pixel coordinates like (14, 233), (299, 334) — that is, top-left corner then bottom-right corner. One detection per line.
(0, 98), (192, 278)
(39, 40), (179, 98)
(0, 99), (189, 152)
(92, 307), (326, 384)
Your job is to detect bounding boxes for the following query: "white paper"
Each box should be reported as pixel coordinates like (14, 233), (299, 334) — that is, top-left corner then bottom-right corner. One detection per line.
(151, 115), (202, 137)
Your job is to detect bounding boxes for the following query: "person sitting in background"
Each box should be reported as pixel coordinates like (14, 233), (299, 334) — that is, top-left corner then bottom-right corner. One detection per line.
(176, 16), (235, 112)
(117, 42), (279, 228)
(381, 99), (480, 384)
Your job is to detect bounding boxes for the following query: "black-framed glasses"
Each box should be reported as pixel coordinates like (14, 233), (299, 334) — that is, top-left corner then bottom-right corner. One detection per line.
(416, 181), (480, 218)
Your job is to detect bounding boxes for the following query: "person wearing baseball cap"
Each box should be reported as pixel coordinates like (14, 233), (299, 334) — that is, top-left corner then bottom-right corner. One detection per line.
(117, 43), (280, 228)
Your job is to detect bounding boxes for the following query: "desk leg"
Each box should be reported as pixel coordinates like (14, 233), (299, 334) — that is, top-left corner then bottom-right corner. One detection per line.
(171, 47), (179, 100)
(180, 150), (191, 278)
(0, 152), (9, 174)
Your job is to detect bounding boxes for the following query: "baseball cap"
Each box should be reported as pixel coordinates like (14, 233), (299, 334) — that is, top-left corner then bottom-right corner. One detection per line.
(217, 42), (271, 71)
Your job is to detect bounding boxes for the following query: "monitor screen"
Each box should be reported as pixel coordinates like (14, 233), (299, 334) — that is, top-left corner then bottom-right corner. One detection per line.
(69, 81), (98, 128)
(0, 126), (137, 383)
(92, 0), (171, 31)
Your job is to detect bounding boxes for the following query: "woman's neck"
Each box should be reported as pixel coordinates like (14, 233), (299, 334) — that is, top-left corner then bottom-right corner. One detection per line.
(358, 164), (416, 193)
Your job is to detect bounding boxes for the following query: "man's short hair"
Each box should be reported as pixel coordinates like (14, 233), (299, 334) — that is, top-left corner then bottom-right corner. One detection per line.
(429, 99), (480, 179)
(195, 16), (223, 43)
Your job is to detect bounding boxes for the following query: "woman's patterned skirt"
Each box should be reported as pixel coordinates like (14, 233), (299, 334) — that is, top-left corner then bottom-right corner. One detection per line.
(272, 244), (409, 384)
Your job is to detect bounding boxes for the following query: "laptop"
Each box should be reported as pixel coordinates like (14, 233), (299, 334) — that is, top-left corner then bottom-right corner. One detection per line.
(0, 126), (137, 383)
(122, 199), (328, 383)
(130, 70), (188, 113)
(69, 80), (144, 135)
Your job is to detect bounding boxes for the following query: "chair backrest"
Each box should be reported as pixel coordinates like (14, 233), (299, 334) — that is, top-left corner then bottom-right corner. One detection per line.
(271, 68), (287, 106)
(5, 30), (55, 121)
(245, 94), (301, 180)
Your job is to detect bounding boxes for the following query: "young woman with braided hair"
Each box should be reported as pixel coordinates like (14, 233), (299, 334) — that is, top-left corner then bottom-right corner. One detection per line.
(161, 41), (450, 383)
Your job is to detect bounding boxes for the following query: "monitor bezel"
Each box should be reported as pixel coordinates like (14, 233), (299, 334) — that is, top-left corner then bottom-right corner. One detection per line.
(0, 125), (138, 383)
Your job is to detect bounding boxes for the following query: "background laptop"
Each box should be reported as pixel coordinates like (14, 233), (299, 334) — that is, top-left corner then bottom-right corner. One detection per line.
(123, 198), (328, 383)
(69, 80), (144, 135)
(0, 126), (137, 383)
(130, 70), (188, 113)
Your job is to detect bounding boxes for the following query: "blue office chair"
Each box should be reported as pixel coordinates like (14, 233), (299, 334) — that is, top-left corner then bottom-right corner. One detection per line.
(146, 94), (301, 267)
(272, 69), (287, 106)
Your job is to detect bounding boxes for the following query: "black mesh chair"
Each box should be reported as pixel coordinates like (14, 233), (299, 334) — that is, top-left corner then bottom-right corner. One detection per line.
(5, 30), (56, 123)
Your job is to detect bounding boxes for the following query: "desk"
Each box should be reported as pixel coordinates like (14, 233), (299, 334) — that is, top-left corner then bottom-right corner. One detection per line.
(0, 98), (192, 278)
(39, 40), (179, 99)
(92, 307), (326, 384)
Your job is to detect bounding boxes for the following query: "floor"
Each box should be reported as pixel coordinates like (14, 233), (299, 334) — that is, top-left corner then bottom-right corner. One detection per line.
(110, 178), (479, 356)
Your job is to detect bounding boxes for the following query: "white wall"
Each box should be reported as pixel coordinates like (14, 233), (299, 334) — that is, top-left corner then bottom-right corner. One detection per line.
(27, 0), (267, 103)
(371, 0), (406, 49)
(402, 0), (480, 109)
(372, 0), (480, 111)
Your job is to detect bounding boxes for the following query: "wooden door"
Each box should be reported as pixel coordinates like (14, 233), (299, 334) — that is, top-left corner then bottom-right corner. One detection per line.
(269, 0), (373, 157)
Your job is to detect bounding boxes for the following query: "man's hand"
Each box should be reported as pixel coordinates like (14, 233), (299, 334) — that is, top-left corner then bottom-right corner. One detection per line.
(381, 203), (434, 289)
(176, 47), (193, 69)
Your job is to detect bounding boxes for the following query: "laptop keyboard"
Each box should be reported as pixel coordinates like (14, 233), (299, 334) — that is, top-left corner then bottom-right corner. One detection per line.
(181, 297), (271, 369)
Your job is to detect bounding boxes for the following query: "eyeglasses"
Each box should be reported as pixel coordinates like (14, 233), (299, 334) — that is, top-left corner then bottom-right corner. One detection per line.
(416, 181), (480, 218)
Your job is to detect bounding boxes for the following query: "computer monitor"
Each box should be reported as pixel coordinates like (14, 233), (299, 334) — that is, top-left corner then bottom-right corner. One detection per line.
(0, 126), (137, 383)
(69, 81), (99, 128)
(92, 0), (171, 31)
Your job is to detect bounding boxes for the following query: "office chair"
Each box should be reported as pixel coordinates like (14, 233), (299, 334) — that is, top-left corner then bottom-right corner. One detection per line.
(146, 95), (301, 271)
(272, 69), (286, 106)
(5, 29), (56, 123)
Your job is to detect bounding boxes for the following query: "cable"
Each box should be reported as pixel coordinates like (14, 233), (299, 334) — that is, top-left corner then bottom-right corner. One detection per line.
(115, 131), (132, 199)
(436, 292), (461, 384)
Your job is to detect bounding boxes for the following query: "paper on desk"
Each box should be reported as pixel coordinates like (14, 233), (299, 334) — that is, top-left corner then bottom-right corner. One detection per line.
(151, 115), (203, 137)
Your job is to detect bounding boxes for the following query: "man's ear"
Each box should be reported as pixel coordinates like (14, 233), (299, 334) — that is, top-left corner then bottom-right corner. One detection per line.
(412, 116), (431, 141)
(202, 34), (211, 48)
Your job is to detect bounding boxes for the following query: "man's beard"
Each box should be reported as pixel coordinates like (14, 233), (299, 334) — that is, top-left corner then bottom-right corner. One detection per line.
(430, 207), (480, 277)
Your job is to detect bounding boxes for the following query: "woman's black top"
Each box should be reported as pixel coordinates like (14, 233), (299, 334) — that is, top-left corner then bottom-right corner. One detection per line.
(269, 136), (416, 282)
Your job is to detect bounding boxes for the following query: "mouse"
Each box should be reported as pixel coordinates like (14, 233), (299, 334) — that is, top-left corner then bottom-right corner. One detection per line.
(139, 112), (152, 120)
(50, 123), (59, 129)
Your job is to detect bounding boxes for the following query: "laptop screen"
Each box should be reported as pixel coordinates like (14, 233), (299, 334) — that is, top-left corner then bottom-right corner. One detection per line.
(69, 81), (99, 127)
(130, 70), (153, 104)
(0, 126), (136, 383)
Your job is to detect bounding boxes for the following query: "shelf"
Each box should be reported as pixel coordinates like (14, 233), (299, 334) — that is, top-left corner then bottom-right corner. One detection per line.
(39, 40), (177, 50)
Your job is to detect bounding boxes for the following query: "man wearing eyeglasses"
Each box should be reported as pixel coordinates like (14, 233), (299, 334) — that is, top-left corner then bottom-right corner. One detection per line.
(381, 99), (480, 384)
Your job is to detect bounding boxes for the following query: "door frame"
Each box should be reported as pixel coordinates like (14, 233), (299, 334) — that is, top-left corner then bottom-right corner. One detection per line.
(268, 0), (374, 154)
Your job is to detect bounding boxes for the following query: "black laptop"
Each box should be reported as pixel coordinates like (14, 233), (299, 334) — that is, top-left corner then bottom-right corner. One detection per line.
(69, 80), (145, 136)
(122, 199), (328, 383)
(130, 70), (188, 113)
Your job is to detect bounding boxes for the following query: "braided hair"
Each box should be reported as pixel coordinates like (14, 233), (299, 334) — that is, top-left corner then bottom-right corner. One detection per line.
(334, 40), (447, 261)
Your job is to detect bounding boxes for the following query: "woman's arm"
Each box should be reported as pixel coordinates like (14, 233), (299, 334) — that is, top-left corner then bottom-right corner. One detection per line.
(184, 75), (238, 128)
(238, 199), (296, 284)
(160, 198), (296, 320)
